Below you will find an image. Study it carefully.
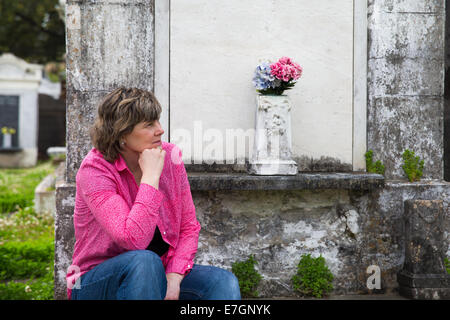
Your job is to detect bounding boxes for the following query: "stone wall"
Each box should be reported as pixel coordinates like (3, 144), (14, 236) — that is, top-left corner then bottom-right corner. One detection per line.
(192, 181), (450, 297)
(367, 0), (445, 180)
(56, 171), (450, 299)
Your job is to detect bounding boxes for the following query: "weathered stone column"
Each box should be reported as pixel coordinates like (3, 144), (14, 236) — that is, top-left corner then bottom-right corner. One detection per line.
(397, 200), (450, 299)
(55, 0), (155, 299)
(367, 1), (445, 179)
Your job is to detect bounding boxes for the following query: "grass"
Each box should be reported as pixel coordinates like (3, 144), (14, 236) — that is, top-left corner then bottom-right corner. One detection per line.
(0, 160), (56, 300)
(0, 161), (54, 213)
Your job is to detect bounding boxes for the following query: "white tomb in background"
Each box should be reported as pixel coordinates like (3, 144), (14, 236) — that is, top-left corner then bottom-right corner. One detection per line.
(0, 53), (43, 168)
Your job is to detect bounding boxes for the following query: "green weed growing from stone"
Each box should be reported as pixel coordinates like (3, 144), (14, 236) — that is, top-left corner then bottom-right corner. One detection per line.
(232, 255), (262, 298)
(445, 257), (450, 274)
(365, 150), (385, 175)
(291, 253), (334, 298)
(402, 149), (424, 182)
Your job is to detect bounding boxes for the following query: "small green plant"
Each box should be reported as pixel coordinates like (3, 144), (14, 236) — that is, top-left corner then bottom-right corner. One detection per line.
(291, 253), (334, 298)
(365, 150), (385, 175)
(445, 257), (450, 274)
(402, 149), (424, 182)
(231, 255), (262, 298)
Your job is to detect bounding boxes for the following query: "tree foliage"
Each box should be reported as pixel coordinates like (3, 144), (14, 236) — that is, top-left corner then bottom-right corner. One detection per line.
(0, 0), (65, 64)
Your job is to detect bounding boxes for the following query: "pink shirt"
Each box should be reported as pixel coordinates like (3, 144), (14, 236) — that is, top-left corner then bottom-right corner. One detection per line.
(66, 142), (201, 299)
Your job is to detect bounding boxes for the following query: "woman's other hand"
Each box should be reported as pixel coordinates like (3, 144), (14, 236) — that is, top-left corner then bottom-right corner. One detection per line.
(164, 272), (184, 300)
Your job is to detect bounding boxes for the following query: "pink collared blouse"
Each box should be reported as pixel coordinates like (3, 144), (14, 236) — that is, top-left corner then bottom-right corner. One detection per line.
(66, 141), (201, 299)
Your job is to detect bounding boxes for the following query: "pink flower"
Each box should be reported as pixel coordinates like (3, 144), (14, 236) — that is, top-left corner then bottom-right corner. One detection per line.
(279, 56), (292, 65)
(290, 62), (302, 78)
(270, 62), (288, 81)
(270, 57), (303, 82)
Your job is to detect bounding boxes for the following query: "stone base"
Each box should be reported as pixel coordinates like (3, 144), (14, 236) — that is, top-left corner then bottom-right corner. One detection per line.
(248, 159), (298, 175)
(0, 147), (37, 168)
(54, 180), (76, 300)
(35, 162), (65, 216)
(398, 287), (450, 300)
(397, 270), (450, 300)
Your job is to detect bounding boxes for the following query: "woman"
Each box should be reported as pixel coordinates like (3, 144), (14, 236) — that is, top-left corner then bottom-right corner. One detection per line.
(66, 87), (241, 300)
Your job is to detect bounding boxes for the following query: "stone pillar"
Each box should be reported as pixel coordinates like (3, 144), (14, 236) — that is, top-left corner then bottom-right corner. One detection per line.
(367, 1), (445, 179)
(55, 0), (156, 299)
(397, 200), (450, 299)
(445, 0), (450, 181)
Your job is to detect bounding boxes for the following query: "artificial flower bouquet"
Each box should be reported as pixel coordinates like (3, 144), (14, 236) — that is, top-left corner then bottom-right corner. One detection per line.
(1, 127), (16, 135)
(252, 56), (303, 95)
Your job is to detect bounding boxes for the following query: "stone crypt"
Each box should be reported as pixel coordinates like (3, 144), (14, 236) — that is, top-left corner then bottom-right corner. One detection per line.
(55, 0), (450, 299)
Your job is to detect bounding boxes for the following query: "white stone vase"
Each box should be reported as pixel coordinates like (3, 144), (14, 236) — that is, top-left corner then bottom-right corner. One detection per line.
(249, 94), (298, 175)
(2, 134), (12, 148)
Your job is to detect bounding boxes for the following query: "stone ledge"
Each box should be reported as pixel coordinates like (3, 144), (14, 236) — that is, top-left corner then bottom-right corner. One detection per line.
(187, 172), (385, 191)
(397, 270), (450, 288)
(386, 179), (450, 187)
(0, 147), (22, 153)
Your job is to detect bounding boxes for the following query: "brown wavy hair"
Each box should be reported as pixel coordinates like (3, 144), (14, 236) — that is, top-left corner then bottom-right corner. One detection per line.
(90, 87), (162, 163)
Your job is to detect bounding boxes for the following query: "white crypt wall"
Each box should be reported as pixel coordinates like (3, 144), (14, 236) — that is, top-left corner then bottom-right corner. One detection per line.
(155, 0), (365, 170)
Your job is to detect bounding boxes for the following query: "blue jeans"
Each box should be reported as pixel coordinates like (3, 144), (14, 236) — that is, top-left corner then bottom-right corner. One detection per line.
(71, 250), (241, 300)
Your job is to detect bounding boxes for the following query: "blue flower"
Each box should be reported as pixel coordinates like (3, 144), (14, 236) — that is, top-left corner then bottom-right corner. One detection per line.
(252, 62), (279, 90)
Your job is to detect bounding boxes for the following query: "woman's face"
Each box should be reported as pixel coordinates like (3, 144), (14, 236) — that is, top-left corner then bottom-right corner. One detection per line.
(122, 120), (164, 153)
